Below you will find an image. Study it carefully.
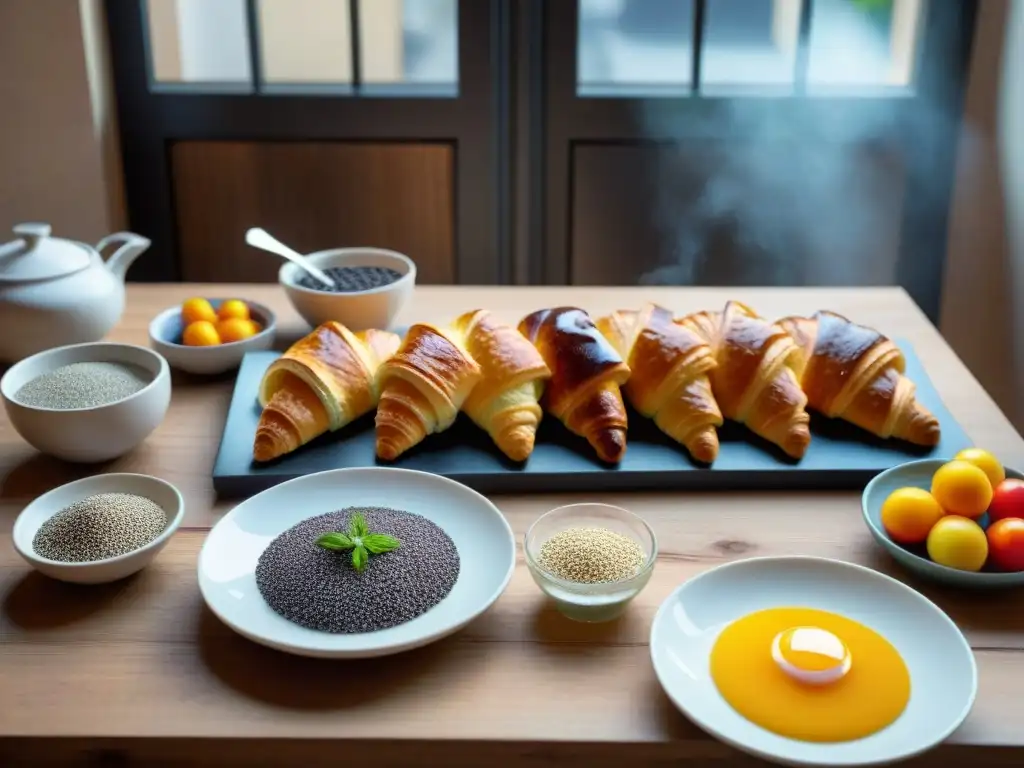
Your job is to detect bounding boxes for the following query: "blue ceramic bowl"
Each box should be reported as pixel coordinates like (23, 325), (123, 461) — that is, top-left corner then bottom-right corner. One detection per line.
(148, 298), (276, 375)
(862, 458), (1024, 588)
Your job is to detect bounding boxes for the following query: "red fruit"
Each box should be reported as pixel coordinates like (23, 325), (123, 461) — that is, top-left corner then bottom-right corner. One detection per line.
(988, 479), (1024, 523)
(986, 518), (1024, 571)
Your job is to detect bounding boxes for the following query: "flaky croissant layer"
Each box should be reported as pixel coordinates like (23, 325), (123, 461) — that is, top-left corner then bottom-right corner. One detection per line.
(254, 324), (399, 462)
(453, 310), (551, 461)
(374, 322), (482, 460)
(519, 307), (631, 463)
(687, 302), (812, 459)
(779, 310), (940, 446)
(598, 304), (723, 463)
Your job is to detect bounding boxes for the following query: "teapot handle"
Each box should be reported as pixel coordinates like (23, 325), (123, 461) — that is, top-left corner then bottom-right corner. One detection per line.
(95, 232), (152, 282)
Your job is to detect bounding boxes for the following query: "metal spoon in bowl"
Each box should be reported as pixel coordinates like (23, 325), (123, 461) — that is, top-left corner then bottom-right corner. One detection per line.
(244, 227), (337, 289)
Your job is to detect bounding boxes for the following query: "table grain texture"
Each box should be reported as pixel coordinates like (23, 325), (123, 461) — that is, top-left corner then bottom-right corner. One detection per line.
(2, 285), (1023, 768)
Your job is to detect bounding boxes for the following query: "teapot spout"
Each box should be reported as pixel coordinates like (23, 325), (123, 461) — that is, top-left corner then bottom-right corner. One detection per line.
(96, 232), (152, 282)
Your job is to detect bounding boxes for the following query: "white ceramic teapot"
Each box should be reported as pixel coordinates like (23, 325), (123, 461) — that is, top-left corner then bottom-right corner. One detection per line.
(0, 222), (151, 363)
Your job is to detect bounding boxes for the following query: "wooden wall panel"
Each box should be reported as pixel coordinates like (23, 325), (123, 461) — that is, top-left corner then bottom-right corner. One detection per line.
(571, 143), (905, 287)
(171, 141), (455, 283)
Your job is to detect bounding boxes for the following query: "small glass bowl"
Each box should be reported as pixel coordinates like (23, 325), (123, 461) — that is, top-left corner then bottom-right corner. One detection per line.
(524, 503), (658, 623)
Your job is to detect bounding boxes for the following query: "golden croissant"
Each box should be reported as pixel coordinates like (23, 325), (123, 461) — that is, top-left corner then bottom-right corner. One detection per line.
(598, 303), (723, 463)
(687, 301), (811, 459)
(254, 322), (400, 462)
(778, 310), (940, 445)
(452, 309), (551, 461)
(375, 322), (483, 461)
(518, 307), (630, 463)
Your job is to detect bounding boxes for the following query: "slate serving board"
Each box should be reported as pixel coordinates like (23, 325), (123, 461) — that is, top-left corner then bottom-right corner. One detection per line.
(212, 342), (973, 498)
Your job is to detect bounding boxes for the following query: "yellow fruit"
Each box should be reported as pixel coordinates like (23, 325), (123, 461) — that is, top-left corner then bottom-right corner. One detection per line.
(217, 299), (251, 322)
(931, 460), (993, 518)
(880, 487), (945, 544)
(954, 448), (1005, 490)
(926, 516), (988, 572)
(181, 297), (217, 325)
(216, 317), (259, 344)
(182, 320), (221, 346)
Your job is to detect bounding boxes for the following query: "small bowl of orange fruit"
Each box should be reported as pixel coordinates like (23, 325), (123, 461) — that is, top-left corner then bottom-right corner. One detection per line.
(862, 449), (1024, 588)
(148, 297), (276, 375)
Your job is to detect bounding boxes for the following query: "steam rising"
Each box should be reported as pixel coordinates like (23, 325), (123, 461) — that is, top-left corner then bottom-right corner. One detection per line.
(635, 0), (967, 290)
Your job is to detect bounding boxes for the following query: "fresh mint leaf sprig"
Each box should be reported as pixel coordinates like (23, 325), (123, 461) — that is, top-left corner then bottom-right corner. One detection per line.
(316, 513), (400, 573)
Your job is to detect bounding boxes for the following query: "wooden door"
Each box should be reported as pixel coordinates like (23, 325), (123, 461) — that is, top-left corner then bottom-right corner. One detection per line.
(106, 0), (507, 284)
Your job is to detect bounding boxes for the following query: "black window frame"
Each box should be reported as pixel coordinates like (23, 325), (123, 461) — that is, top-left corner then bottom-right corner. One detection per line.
(537, 0), (978, 322)
(105, 0), (509, 285)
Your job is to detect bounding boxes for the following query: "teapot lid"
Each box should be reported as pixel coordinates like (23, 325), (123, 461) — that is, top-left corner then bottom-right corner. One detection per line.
(0, 222), (91, 282)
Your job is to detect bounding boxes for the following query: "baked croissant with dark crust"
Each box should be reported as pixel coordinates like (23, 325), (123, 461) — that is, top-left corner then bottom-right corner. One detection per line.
(375, 322), (483, 461)
(452, 309), (551, 461)
(778, 310), (940, 445)
(518, 307), (630, 463)
(598, 303), (723, 463)
(254, 323), (400, 462)
(687, 301), (811, 459)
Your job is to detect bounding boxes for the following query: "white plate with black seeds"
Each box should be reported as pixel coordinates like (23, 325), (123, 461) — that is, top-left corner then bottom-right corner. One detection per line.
(199, 467), (516, 658)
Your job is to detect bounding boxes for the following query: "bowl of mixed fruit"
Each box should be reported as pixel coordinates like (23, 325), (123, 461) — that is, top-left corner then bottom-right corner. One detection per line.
(148, 297), (276, 375)
(863, 448), (1024, 588)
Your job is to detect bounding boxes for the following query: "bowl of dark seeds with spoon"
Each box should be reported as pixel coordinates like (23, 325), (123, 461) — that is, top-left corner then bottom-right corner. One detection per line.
(13, 472), (184, 584)
(278, 246), (416, 331)
(0, 341), (171, 462)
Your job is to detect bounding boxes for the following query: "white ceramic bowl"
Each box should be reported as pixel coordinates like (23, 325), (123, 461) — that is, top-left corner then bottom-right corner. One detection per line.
(148, 298), (276, 375)
(0, 342), (171, 463)
(650, 556), (976, 767)
(12, 473), (184, 584)
(279, 247), (416, 331)
(199, 467), (515, 658)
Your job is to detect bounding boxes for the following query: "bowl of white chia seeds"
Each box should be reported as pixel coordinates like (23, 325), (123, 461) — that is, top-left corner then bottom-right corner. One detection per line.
(524, 503), (657, 623)
(279, 246), (416, 331)
(0, 342), (171, 463)
(13, 472), (184, 584)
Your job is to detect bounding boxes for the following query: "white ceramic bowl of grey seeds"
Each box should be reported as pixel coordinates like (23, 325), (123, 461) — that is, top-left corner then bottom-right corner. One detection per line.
(0, 341), (171, 463)
(279, 247), (416, 331)
(12, 473), (184, 584)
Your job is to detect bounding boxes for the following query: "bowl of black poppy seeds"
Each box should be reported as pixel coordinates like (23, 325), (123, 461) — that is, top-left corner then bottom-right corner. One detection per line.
(0, 341), (171, 462)
(13, 473), (184, 584)
(278, 246), (415, 331)
(525, 503), (657, 623)
(198, 466), (516, 659)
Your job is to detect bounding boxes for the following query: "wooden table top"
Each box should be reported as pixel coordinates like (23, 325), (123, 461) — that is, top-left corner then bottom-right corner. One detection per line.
(2, 284), (1023, 768)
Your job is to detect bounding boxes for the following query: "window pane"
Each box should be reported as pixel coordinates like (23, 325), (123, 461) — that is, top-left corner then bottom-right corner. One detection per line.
(807, 0), (925, 88)
(257, 0), (352, 84)
(577, 0), (694, 96)
(360, 0), (458, 91)
(700, 0), (802, 90)
(145, 0), (252, 85)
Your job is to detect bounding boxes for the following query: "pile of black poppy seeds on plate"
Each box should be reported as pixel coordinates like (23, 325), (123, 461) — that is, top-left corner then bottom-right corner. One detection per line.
(15, 361), (150, 409)
(33, 493), (167, 562)
(256, 507), (460, 633)
(296, 265), (403, 293)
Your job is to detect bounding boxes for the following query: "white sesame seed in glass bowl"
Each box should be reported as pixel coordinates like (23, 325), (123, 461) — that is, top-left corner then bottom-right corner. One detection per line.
(524, 503), (657, 623)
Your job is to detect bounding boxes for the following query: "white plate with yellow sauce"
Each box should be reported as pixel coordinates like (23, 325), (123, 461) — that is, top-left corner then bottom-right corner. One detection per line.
(650, 556), (976, 767)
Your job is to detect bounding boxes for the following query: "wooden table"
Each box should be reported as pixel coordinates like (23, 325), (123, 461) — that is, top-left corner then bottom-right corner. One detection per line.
(2, 285), (1023, 767)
